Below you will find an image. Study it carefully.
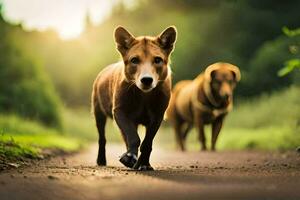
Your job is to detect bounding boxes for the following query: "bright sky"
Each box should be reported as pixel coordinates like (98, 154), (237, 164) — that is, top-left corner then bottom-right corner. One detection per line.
(1, 0), (119, 40)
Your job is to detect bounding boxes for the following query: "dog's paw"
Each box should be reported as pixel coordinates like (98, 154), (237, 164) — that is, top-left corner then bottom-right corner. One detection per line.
(119, 152), (137, 168)
(133, 160), (154, 171)
(138, 165), (154, 171)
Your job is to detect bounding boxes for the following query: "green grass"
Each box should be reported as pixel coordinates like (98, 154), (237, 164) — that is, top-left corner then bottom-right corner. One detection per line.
(0, 114), (84, 164)
(157, 126), (300, 151)
(0, 140), (40, 160)
(226, 86), (300, 129)
(219, 127), (300, 150)
(0, 114), (59, 136)
(62, 108), (123, 142)
(1, 134), (83, 152)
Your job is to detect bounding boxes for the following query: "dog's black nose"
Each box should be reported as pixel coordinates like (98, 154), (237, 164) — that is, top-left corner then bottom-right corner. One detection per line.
(141, 77), (153, 86)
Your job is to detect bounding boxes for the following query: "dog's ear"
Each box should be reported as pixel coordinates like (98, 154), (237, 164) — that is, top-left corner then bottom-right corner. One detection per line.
(205, 63), (241, 82)
(205, 65), (220, 82)
(114, 26), (135, 56)
(157, 26), (177, 54)
(228, 65), (241, 82)
(210, 70), (217, 80)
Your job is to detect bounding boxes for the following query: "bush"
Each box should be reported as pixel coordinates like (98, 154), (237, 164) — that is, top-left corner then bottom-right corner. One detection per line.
(241, 35), (300, 96)
(0, 17), (62, 128)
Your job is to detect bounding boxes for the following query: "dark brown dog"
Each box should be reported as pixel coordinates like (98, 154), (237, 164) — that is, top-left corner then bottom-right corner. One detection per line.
(166, 62), (241, 151)
(91, 26), (177, 170)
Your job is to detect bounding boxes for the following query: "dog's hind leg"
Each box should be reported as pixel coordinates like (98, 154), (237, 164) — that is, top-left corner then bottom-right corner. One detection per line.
(94, 104), (107, 166)
(174, 121), (186, 151)
(211, 116), (224, 151)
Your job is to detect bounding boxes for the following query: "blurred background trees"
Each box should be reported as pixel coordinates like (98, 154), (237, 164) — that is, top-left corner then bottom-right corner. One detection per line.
(0, 10), (62, 128)
(2, 0), (300, 108)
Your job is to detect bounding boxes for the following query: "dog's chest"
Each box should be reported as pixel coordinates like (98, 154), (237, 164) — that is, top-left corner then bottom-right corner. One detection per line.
(120, 94), (165, 125)
(135, 106), (153, 125)
(202, 112), (216, 124)
(201, 109), (227, 124)
(126, 100), (157, 125)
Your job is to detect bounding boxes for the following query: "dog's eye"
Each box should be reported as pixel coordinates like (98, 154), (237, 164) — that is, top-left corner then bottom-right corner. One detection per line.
(130, 57), (140, 65)
(154, 57), (163, 64)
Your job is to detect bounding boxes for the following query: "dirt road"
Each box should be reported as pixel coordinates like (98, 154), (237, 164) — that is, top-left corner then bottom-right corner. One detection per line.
(0, 144), (299, 200)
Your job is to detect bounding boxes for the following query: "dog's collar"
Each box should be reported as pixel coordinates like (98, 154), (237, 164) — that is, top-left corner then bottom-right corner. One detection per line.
(203, 80), (220, 107)
(192, 91), (232, 118)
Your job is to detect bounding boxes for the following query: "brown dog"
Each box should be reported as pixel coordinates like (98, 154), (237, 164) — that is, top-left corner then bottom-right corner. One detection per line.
(166, 62), (241, 151)
(91, 26), (177, 170)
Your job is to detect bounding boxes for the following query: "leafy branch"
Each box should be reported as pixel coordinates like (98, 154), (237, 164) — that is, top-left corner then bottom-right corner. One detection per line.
(278, 27), (300, 76)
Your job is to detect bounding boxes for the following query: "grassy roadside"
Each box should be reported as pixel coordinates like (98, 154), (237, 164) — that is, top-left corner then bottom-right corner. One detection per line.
(218, 86), (300, 151)
(156, 126), (300, 151)
(0, 108), (123, 171)
(0, 113), (84, 170)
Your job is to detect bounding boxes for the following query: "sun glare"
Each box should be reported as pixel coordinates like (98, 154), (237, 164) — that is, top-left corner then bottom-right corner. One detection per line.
(1, 0), (118, 40)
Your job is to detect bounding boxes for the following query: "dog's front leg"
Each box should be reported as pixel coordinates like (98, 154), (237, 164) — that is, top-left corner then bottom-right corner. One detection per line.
(114, 110), (140, 168)
(133, 117), (163, 171)
(211, 116), (224, 151)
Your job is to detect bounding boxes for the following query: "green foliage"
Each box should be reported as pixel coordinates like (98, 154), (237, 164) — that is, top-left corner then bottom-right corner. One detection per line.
(278, 27), (300, 77)
(242, 36), (299, 95)
(282, 26), (300, 37)
(0, 15), (62, 127)
(278, 59), (300, 77)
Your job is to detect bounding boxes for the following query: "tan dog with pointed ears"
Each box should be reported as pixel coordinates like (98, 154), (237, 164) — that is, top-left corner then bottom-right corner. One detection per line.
(166, 62), (241, 151)
(92, 26), (177, 170)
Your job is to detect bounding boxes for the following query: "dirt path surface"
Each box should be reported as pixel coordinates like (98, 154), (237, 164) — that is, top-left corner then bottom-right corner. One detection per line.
(0, 144), (300, 200)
